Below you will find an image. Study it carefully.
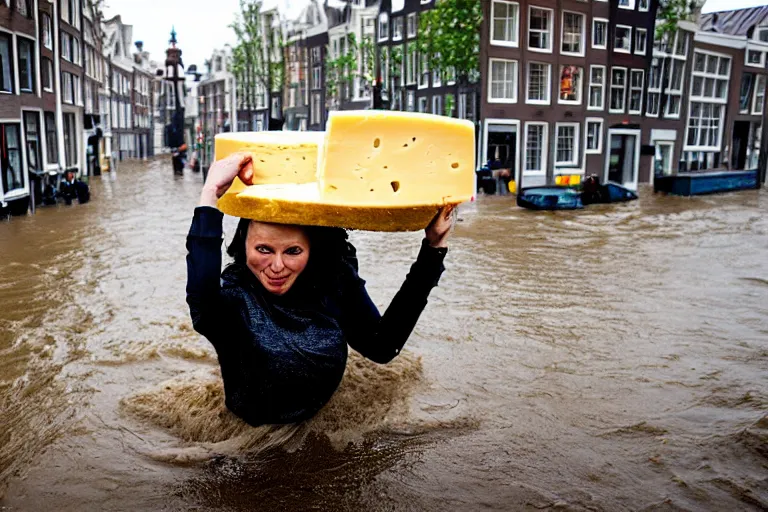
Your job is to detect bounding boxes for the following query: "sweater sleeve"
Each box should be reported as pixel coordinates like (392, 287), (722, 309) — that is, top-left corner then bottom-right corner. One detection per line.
(186, 206), (228, 340)
(336, 239), (447, 364)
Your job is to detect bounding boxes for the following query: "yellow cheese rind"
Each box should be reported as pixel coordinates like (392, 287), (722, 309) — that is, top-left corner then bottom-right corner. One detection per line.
(215, 131), (323, 184)
(218, 185), (455, 231)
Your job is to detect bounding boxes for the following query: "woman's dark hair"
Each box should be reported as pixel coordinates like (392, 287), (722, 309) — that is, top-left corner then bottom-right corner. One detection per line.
(226, 218), (352, 294)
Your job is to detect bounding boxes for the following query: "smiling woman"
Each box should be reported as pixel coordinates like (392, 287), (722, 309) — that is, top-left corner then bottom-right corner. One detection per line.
(186, 153), (455, 427)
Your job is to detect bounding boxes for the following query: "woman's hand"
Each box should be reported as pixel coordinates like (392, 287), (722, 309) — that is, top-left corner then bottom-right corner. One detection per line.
(425, 205), (456, 249)
(199, 152), (253, 207)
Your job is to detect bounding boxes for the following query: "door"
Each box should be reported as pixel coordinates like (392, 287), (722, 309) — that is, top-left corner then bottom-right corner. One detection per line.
(732, 121), (750, 170)
(654, 142), (674, 176)
(606, 130), (639, 189)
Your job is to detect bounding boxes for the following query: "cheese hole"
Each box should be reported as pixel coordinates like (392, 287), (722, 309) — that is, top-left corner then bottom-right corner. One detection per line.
(391, 181), (400, 193)
(412, 137), (416, 142)
(370, 188), (374, 192)
(403, 143), (408, 148)
(329, 185), (338, 190)
(383, 165), (388, 169)
(373, 138), (380, 148)
(451, 162), (460, 169)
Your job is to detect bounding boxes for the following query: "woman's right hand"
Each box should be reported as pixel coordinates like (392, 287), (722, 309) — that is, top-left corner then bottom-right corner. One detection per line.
(199, 153), (253, 207)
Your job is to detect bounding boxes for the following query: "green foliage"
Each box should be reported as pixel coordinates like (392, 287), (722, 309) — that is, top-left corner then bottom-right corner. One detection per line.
(656, 0), (702, 38)
(230, 0), (284, 115)
(445, 93), (455, 117)
(325, 33), (362, 108)
(417, 0), (482, 83)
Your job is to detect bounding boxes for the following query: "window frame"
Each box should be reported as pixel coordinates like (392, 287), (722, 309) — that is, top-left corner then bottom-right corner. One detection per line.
(406, 13), (417, 39)
(752, 73), (766, 115)
(554, 122), (580, 167)
(42, 57), (53, 92)
(614, 25), (632, 54)
(587, 65), (605, 111)
(584, 118), (603, 154)
(528, 5), (553, 53)
(488, 57), (518, 104)
(609, 67), (627, 114)
(560, 11), (585, 57)
(618, 0), (635, 10)
(393, 16), (403, 41)
(557, 65), (583, 105)
(378, 13), (389, 42)
(635, 28), (647, 56)
(628, 69), (644, 115)
(526, 61), (551, 105)
(17, 36), (35, 94)
(592, 18), (608, 50)
(490, 0), (520, 48)
(524, 121), (548, 176)
(432, 94), (442, 115)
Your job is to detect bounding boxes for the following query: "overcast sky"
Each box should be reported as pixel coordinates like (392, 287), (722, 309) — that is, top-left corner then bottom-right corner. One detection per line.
(104, 0), (768, 70)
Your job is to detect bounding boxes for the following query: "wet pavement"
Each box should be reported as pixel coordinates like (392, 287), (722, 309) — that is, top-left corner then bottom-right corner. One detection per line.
(0, 157), (766, 511)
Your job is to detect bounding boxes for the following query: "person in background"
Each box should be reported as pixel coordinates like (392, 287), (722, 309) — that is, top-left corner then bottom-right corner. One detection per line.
(59, 170), (90, 205)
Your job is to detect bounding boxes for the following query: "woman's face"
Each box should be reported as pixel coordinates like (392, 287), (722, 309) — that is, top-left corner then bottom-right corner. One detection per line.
(245, 221), (310, 295)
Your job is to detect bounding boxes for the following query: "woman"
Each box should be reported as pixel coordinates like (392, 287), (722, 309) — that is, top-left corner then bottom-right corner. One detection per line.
(186, 153), (455, 427)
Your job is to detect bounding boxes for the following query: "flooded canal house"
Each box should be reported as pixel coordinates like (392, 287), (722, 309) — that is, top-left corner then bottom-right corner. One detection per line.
(1, 1), (159, 217)
(478, 0), (768, 192)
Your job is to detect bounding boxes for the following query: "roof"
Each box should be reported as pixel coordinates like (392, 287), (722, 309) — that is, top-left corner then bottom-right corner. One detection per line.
(700, 6), (768, 37)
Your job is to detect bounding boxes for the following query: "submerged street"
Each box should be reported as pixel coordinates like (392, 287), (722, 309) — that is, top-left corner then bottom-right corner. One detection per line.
(0, 158), (767, 510)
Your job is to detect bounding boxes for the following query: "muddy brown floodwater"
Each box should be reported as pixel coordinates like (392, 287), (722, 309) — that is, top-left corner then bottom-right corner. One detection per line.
(0, 158), (766, 511)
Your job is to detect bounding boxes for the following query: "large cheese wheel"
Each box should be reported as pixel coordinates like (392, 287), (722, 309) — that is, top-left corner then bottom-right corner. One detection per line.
(215, 111), (475, 231)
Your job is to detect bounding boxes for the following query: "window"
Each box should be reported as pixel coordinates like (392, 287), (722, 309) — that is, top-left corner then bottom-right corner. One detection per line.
(312, 66), (321, 90)
(747, 50), (762, 66)
(491, 0), (520, 47)
(585, 118), (603, 154)
(609, 68), (627, 112)
(43, 14), (53, 49)
(378, 13), (388, 41)
(407, 13), (417, 38)
(524, 122), (547, 175)
(561, 12), (585, 55)
(639, 0), (649, 10)
(686, 102), (724, 149)
(635, 28), (647, 55)
(0, 33), (12, 93)
(393, 17), (403, 40)
(592, 18), (607, 49)
(618, 0), (635, 9)
(629, 70), (644, 114)
(311, 93), (321, 125)
(418, 96), (427, 113)
(23, 112), (42, 172)
(72, 37), (80, 65)
(62, 72), (73, 103)
(45, 112), (58, 164)
(614, 25), (632, 53)
(74, 75), (81, 105)
(63, 113), (77, 167)
(686, 52), (731, 150)
(42, 57), (53, 91)
(752, 73), (765, 115)
(15, 0), (30, 17)
(62, 33), (71, 61)
(740, 73), (754, 113)
(674, 31), (689, 56)
(18, 37), (34, 93)
(381, 47), (389, 91)
(555, 123), (579, 166)
(432, 53), (441, 87)
(406, 90), (415, 112)
(0, 124), (23, 193)
(419, 53), (429, 88)
(528, 7), (552, 52)
(558, 65), (582, 104)
(432, 95), (442, 115)
(526, 62), (550, 104)
(665, 60), (684, 117)
(406, 44), (416, 85)
(646, 60), (662, 116)
(488, 58), (518, 103)
(446, 93), (455, 117)
(588, 65), (605, 110)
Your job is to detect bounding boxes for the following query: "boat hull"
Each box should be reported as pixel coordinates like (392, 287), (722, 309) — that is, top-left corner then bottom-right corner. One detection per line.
(654, 170), (757, 196)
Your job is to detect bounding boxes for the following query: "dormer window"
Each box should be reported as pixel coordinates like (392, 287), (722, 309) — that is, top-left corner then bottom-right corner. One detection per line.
(759, 27), (768, 42)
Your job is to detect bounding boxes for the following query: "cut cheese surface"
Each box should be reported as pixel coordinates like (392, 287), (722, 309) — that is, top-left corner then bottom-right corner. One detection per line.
(215, 131), (323, 184)
(321, 111), (475, 206)
(215, 111), (475, 231)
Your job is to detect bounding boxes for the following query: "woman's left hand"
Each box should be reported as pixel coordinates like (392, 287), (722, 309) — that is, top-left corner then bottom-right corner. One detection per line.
(425, 205), (456, 249)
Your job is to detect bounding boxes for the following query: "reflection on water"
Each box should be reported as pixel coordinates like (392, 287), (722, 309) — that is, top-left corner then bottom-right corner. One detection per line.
(0, 159), (767, 510)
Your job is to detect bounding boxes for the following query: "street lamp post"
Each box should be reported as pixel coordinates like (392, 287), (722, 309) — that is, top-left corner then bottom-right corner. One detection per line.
(164, 27), (187, 175)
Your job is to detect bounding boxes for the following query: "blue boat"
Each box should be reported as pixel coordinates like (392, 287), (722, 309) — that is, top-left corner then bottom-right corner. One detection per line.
(517, 181), (638, 211)
(654, 169), (758, 196)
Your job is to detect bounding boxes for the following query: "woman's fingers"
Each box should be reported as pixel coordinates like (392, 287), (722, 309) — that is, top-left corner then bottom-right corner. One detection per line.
(238, 156), (254, 185)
